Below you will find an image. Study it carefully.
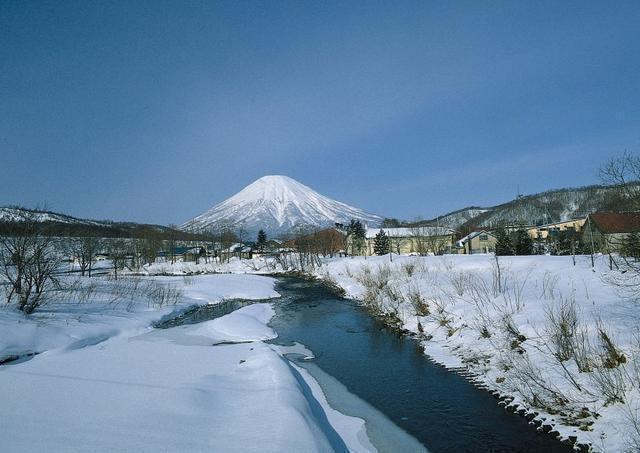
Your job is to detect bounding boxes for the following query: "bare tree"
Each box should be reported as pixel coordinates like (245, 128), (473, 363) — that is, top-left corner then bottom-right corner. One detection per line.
(165, 225), (179, 265)
(66, 235), (102, 277)
(106, 239), (129, 280)
(0, 216), (61, 314)
(599, 151), (640, 210)
(410, 226), (451, 255)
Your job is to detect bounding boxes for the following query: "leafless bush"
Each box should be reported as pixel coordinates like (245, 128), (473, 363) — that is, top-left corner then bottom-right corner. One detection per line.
(407, 286), (430, 316)
(540, 271), (559, 300)
(402, 261), (416, 277)
(545, 295), (579, 362)
(356, 265), (391, 290)
(591, 365), (627, 405)
(507, 353), (575, 414)
(66, 278), (99, 304)
(383, 284), (405, 316)
(501, 313), (526, 348)
(583, 323), (628, 405)
(597, 323), (627, 369)
(0, 221), (62, 314)
(145, 282), (183, 307)
(492, 255), (507, 296)
(623, 402), (640, 452)
(449, 270), (472, 297)
(501, 270), (531, 314)
(429, 294), (453, 328)
(468, 274), (495, 309)
(572, 328), (594, 373)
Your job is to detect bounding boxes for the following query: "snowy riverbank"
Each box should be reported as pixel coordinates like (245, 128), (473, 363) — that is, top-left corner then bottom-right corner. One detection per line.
(315, 254), (640, 452)
(0, 274), (373, 452)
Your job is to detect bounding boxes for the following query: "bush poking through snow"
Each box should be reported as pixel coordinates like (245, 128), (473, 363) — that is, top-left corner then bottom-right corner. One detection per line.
(545, 295), (579, 362)
(401, 261), (416, 277)
(407, 287), (430, 316)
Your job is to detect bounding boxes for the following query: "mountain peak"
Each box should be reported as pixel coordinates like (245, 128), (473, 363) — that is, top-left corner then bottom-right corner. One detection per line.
(181, 175), (382, 237)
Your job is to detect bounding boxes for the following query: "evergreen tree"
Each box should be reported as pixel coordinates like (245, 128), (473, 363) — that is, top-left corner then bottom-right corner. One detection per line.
(347, 219), (366, 255)
(514, 229), (533, 255)
(373, 229), (390, 255)
(256, 229), (267, 252)
(550, 230), (573, 256)
(623, 231), (640, 260)
(494, 227), (514, 256)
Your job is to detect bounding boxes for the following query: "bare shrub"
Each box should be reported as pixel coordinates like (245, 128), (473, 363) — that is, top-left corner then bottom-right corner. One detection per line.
(501, 269), (531, 314)
(501, 313), (526, 348)
(67, 278), (99, 304)
(572, 328), (594, 373)
(430, 294), (453, 328)
(407, 286), (430, 316)
(401, 261), (416, 277)
(545, 295), (578, 362)
(491, 255), (507, 296)
(507, 353), (576, 415)
(448, 270), (471, 297)
(597, 323), (627, 369)
(540, 271), (559, 300)
(145, 281), (183, 307)
(468, 274), (495, 309)
(382, 284), (404, 317)
(0, 225), (62, 314)
(591, 365), (627, 405)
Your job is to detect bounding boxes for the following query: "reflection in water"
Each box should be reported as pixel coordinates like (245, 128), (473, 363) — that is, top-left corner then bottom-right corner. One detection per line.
(269, 278), (571, 453)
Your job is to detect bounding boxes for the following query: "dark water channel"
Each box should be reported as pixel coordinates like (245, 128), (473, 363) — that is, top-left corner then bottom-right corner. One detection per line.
(159, 277), (571, 452)
(269, 278), (570, 453)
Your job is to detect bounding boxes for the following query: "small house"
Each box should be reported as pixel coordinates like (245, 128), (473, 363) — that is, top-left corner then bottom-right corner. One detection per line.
(457, 230), (497, 254)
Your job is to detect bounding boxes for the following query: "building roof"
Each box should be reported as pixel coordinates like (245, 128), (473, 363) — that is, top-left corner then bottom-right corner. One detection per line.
(589, 212), (640, 234)
(457, 230), (496, 246)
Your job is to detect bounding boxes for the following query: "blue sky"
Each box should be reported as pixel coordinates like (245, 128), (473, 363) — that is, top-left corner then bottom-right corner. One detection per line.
(1, 1), (639, 224)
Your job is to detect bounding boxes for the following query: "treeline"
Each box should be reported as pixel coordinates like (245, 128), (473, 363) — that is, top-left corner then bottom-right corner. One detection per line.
(0, 220), (202, 241)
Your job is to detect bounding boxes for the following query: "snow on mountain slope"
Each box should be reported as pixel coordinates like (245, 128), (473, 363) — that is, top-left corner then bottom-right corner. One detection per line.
(181, 175), (382, 237)
(0, 207), (102, 226)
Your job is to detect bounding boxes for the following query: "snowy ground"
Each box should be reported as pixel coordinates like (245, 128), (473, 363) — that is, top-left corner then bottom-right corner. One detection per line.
(18, 252), (640, 451)
(315, 253), (640, 452)
(0, 274), (373, 452)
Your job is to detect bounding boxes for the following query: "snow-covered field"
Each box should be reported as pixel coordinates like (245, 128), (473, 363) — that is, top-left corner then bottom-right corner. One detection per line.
(5, 252), (639, 451)
(0, 273), (372, 452)
(316, 254), (640, 452)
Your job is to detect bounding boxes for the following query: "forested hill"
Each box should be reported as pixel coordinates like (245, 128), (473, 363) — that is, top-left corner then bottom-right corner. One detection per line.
(0, 207), (199, 240)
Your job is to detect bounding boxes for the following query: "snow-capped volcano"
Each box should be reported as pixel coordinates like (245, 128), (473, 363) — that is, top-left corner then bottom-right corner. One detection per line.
(181, 175), (382, 237)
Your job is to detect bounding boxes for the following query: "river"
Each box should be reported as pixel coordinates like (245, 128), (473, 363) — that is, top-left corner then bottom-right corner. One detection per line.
(159, 276), (572, 452)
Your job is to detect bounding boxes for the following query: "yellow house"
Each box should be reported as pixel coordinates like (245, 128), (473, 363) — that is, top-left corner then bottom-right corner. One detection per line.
(527, 218), (586, 240)
(364, 227), (455, 256)
(457, 230), (497, 254)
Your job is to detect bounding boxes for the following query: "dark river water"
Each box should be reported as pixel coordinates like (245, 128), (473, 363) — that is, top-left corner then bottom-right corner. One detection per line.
(268, 278), (571, 453)
(160, 277), (572, 453)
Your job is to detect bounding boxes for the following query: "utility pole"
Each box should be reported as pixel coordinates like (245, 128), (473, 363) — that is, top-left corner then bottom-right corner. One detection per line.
(588, 215), (596, 269)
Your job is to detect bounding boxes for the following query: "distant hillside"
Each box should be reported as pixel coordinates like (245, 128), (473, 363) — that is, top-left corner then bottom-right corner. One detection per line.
(405, 207), (490, 229)
(410, 184), (631, 232)
(0, 207), (199, 240)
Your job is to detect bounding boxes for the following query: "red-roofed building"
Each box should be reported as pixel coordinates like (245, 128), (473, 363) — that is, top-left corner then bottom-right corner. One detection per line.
(583, 212), (640, 252)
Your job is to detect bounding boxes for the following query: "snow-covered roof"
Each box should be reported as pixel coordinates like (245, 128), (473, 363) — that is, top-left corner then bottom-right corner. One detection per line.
(365, 227), (453, 239)
(457, 230), (496, 246)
